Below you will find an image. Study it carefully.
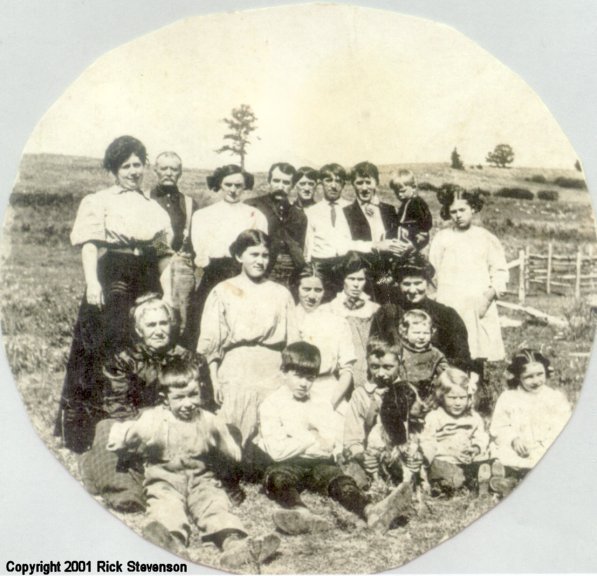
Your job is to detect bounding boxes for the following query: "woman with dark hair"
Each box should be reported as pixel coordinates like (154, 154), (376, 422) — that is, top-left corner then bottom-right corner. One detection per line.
(55, 135), (173, 453)
(197, 229), (298, 447)
(370, 253), (472, 373)
(293, 264), (355, 415)
(327, 252), (380, 388)
(190, 165), (268, 344)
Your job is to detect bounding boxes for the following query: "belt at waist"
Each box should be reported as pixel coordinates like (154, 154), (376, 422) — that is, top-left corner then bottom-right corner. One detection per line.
(107, 246), (156, 257)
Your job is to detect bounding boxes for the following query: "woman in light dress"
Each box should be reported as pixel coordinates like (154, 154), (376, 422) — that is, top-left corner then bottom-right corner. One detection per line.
(327, 252), (380, 389)
(197, 229), (297, 447)
(293, 264), (356, 435)
(190, 164), (268, 343)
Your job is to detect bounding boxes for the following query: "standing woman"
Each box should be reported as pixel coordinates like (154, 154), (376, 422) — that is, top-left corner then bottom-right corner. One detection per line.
(327, 252), (380, 389)
(55, 135), (173, 453)
(197, 229), (297, 446)
(294, 264), (356, 412)
(190, 165), (268, 345)
(429, 188), (508, 411)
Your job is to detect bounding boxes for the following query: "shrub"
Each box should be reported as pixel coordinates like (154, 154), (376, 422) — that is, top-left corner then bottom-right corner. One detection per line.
(470, 187), (491, 198)
(495, 187), (534, 200)
(476, 164), (483, 170)
(553, 177), (586, 189)
(418, 181), (439, 192)
(525, 174), (547, 184)
(537, 190), (559, 201)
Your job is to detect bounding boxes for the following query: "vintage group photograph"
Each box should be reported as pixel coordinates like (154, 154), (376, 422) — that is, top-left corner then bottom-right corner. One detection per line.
(1, 4), (596, 573)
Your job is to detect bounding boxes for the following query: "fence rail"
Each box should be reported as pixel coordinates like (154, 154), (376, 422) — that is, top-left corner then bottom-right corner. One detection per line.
(506, 244), (597, 302)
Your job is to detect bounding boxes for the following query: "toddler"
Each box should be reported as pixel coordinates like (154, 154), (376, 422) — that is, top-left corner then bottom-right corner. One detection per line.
(389, 169), (433, 251)
(107, 356), (279, 570)
(419, 368), (490, 496)
(489, 349), (571, 494)
(398, 309), (448, 402)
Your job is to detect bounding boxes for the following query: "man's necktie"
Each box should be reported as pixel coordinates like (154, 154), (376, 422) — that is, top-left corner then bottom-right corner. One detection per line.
(330, 201), (337, 227)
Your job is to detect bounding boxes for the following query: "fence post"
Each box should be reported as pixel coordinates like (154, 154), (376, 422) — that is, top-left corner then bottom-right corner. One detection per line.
(575, 247), (582, 298)
(524, 245), (530, 297)
(518, 249), (526, 303)
(546, 242), (552, 295)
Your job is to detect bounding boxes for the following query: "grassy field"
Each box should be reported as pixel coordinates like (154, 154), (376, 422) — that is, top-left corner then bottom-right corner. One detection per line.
(1, 154), (596, 573)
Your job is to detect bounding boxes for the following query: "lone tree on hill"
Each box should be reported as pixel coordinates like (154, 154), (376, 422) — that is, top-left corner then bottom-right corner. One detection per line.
(215, 104), (258, 169)
(575, 159), (582, 172)
(451, 147), (465, 170)
(486, 143), (515, 168)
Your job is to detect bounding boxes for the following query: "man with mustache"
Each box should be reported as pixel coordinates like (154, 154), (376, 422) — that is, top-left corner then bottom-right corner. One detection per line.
(247, 162), (307, 287)
(150, 152), (198, 347)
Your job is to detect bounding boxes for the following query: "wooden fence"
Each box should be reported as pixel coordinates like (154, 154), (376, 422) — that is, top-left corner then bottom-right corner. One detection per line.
(507, 244), (597, 302)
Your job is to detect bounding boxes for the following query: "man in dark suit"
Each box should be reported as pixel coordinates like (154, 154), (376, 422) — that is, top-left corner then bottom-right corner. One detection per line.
(246, 162), (307, 287)
(343, 161), (409, 301)
(150, 151), (199, 347)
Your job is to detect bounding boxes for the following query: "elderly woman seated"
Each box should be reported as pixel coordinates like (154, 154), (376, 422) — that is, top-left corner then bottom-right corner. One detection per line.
(80, 294), (212, 512)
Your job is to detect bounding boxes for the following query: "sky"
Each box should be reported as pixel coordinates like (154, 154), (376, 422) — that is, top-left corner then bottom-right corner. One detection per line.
(24, 4), (578, 171)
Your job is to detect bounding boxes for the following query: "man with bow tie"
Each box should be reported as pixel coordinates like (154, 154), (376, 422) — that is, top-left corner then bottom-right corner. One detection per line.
(150, 152), (199, 347)
(246, 162), (307, 286)
(344, 162), (412, 302)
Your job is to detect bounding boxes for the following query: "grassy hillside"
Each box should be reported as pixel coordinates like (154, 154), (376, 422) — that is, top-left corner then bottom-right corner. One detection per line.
(1, 153), (596, 573)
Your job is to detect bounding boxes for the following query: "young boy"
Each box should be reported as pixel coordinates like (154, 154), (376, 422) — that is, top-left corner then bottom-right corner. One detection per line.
(342, 338), (401, 486)
(107, 356), (280, 570)
(257, 341), (413, 535)
(343, 338), (428, 487)
(389, 169), (433, 251)
(398, 309), (448, 402)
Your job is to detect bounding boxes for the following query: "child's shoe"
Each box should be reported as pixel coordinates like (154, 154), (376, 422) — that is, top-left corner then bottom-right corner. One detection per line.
(489, 476), (517, 498)
(220, 534), (281, 569)
(477, 463), (491, 498)
(491, 460), (506, 480)
(142, 521), (184, 554)
(366, 481), (414, 533)
(272, 507), (332, 535)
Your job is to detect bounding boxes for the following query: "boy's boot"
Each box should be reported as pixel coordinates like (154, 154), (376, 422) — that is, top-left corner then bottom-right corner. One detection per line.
(220, 533), (281, 570)
(142, 521), (184, 554)
(272, 507), (332, 535)
(365, 482), (414, 533)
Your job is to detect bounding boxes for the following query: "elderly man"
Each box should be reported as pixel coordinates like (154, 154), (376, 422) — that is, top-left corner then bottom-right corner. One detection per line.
(150, 152), (198, 347)
(246, 162), (307, 286)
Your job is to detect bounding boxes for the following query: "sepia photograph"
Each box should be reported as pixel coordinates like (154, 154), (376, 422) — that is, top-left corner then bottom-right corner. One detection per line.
(1, 1), (596, 574)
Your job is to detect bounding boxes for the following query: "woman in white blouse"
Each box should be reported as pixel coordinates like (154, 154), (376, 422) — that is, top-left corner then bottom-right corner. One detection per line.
(197, 229), (297, 447)
(293, 264), (356, 410)
(190, 165), (268, 339)
(56, 135), (173, 453)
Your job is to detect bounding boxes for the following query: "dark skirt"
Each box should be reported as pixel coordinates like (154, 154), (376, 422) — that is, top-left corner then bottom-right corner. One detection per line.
(187, 257), (240, 346)
(54, 252), (161, 453)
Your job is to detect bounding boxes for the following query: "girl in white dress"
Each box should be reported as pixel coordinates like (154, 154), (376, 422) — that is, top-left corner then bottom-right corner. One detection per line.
(429, 188), (508, 411)
(197, 230), (297, 446)
(489, 349), (571, 493)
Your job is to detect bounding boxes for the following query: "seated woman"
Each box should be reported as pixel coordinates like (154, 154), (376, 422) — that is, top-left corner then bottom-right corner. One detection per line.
(370, 253), (472, 373)
(326, 252), (380, 389)
(197, 229), (298, 448)
(293, 264), (356, 434)
(80, 295), (209, 513)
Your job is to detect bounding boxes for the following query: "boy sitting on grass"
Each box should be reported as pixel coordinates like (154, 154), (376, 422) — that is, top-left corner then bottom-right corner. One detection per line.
(107, 356), (280, 570)
(257, 341), (413, 535)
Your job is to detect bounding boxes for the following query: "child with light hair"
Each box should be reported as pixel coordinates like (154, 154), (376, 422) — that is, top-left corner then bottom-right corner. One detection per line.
(419, 368), (490, 496)
(107, 356), (280, 570)
(388, 169), (432, 251)
(398, 309), (448, 402)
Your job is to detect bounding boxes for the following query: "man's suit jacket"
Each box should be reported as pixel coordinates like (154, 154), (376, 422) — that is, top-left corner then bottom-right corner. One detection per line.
(343, 200), (398, 241)
(246, 193), (307, 270)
